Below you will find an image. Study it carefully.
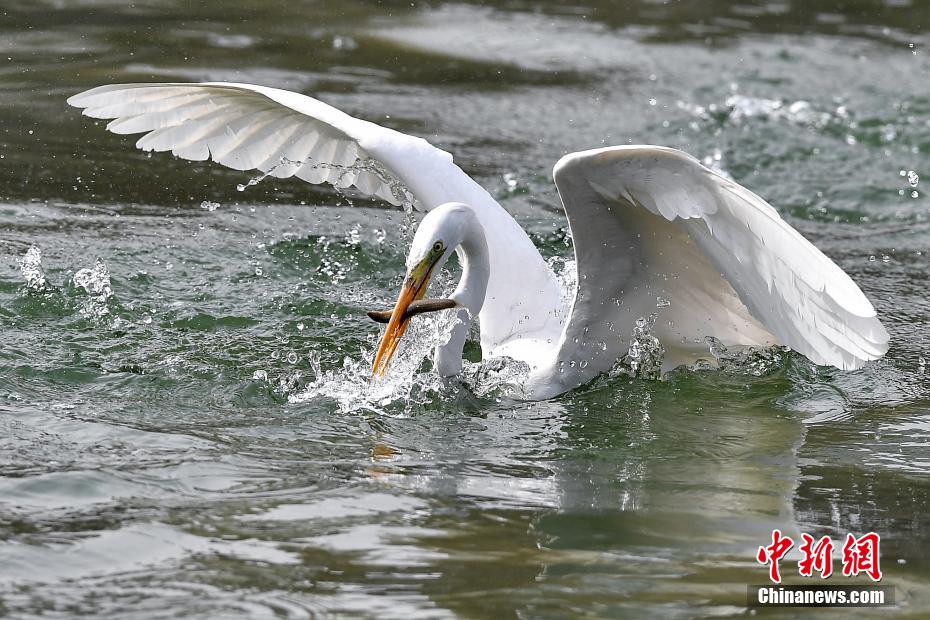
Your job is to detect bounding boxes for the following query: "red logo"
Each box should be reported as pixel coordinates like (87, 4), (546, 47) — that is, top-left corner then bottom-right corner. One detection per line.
(756, 531), (882, 583)
(842, 532), (882, 581)
(756, 529), (794, 584)
(798, 534), (834, 579)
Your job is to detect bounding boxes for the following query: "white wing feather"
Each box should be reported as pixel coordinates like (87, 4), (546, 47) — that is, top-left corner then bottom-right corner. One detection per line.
(67, 82), (430, 205)
(67, 82), (565, 351)
(529, 145), (889, 397)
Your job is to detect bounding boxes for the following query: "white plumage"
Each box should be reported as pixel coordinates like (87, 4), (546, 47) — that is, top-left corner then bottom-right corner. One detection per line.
(68, 82), (889, 400)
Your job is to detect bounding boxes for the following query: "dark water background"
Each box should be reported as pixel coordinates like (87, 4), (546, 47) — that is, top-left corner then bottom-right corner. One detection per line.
(1, 1), (929, 617)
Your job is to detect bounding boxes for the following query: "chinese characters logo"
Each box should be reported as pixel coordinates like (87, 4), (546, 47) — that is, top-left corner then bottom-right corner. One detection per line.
(756, 530), (882, 583)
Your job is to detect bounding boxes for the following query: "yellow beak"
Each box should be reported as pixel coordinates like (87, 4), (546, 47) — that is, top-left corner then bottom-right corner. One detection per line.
(371, 259), (434, 377)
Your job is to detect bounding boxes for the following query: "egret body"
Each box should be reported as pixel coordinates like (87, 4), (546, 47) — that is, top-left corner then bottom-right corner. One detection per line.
(67, 82), (890, 399)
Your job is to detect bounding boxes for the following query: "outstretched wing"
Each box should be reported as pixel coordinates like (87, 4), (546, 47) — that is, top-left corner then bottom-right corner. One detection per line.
(67, 82), (456, 207)
(68, 82), (566, 350)
(548, 145), (888, 385)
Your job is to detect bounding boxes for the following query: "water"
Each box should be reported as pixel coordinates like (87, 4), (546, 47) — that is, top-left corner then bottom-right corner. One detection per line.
(2, 1), (930, 617)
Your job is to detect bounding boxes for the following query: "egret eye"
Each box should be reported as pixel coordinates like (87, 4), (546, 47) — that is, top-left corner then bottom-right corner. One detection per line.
(432, 241), (444, 253)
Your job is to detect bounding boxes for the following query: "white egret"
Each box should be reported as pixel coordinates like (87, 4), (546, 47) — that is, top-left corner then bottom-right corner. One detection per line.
(68, 82), (889, 400)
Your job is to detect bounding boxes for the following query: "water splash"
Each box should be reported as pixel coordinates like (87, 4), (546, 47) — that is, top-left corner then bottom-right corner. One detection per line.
(20, 246), (48, 292)
(313, 235), (358, 284)
(699, 336), (788, 376)
(235, 155), (416, 207)
(679, 93), (849, 132)
(547, 255), (576, 320)
(236, 169), (275, 192)
(610, 314), (666, 380)
(460, 356), (531, 398)
(899, 168), (920, 199)
(724, 96), (837, 127)
(290, 308), (461, 415)
(72, 258), (113, 320)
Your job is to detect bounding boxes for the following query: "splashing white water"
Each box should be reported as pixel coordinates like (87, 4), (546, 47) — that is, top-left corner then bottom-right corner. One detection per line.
(610, 314), (666, 380)
(679, 92), (850, 133)
(460, 356), (532, 398)
(235, 155), (416, 208)
(290, 307), (462, 415)
(697, 336), (788, 376)
(547, 254), (577, 321)
(72, 258), (113, 320)
(20, 246), (48, 291)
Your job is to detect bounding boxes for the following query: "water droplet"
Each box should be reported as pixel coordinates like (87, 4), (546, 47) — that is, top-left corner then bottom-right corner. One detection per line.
(503, 172), (519, 192)
(656, 296), (671, 308)
(200, 200), (220, 211)
(332, 35), (358, 50)
(648, 98), (657, 106)
(907, 170), (919, 187)
(287, 351), (299, 364)
(252, 369), (268, 381)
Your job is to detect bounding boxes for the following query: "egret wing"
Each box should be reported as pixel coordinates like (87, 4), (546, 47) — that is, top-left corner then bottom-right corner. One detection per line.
(67, 82), (454, 206)
(550, 145), (888, 378)
(68, 82), (566, 352)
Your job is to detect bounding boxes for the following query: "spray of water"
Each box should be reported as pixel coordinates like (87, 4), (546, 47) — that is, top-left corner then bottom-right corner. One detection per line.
(20, 246), (48, 292)
(236, 155), (416, 209)
(609, 314), (666, 380)
(72, 258), (113, 320)
(290, 306), (462, 415)
(698, 336), (789, 376)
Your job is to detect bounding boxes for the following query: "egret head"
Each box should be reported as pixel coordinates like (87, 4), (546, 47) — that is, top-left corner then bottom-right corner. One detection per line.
(371, 203), (480, 376)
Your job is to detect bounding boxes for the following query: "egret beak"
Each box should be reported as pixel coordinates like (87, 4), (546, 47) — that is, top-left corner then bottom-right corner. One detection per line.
(371, 254), (441, 377)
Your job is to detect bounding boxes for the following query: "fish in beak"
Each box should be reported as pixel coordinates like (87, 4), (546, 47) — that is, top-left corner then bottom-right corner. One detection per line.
(370, 242), (456, 377)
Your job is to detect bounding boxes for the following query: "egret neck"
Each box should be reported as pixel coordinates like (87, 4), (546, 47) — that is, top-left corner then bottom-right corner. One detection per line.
(371, 203), (490, 377)
(436, 205), (490, 376)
